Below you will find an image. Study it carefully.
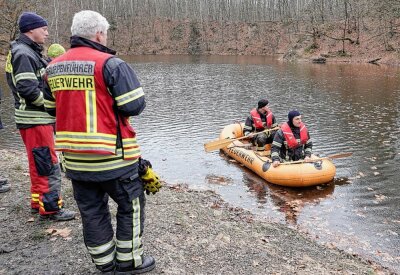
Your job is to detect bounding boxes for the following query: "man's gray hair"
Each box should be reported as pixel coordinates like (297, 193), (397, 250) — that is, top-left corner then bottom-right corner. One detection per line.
(71, 10), (109, 39)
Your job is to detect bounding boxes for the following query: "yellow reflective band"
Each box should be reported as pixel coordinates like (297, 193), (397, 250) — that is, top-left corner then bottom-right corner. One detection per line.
(17, 94), (26, 110)
(122, 147), (140, 153)
(44, 99), (56, 109)
(31, 193), (39, 198)
(15, 72), (37, 83)
(92, 250), (115, 266)
(116, 251), (134, 262)
(271, 152), (280, 158)
(11, 73), (17, 87)
(56, 131), (117, 140)
(15, 118), (55, 124)
(272, 141), (281, 147)
(32, 92), (44, 106)
(122, 137), (139, 145)
(87, 240), (115, 255)
(115, 87), (144, 107)
(122, 148), (141, 159)
(65, 158), (137, 172)
(132, 197), (143, 266)
(64, 149), (140, 161)
(55, 132), (117, 152)
(47, 75), (95, 91)
(116, 240), (132, 249)
(5, 51), (13, 73)
(55, 143), (116, 153)
(15, 116), (55, 124)
(64, 150), (124, 160)
(15, 109), (54, 118)
(85, 90), (97, 133)
(55, 141), (115, 148)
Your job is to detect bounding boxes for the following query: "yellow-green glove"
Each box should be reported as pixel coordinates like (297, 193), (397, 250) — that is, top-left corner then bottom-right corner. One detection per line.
(141, 167), (162, 195)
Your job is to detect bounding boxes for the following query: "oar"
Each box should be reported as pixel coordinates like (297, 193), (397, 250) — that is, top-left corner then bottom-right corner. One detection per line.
(204, 127), (280, 152)
(279, 152), (353, 165)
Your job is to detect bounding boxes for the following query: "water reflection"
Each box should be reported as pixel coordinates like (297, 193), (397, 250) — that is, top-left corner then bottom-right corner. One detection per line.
(267, 183), (335, 225)
(239, 163), (336, 225)
(0, 55), (399, 273)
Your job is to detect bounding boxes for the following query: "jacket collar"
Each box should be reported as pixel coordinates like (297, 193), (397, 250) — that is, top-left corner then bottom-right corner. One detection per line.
(70, 36), (116, 55)
(17, 33), (44, 55)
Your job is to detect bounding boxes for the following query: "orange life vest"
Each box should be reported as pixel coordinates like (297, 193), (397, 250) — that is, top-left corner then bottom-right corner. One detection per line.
(250, 108), (273, 130)
(281, 122), (309, 149)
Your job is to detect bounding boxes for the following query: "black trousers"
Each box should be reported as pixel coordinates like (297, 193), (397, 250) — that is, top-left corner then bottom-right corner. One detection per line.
(72, 175), (145, 272)
(252, 132), (275, 151)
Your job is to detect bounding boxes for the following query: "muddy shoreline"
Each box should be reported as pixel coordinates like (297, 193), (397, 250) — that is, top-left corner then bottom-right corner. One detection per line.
(0, 148), (392, 274)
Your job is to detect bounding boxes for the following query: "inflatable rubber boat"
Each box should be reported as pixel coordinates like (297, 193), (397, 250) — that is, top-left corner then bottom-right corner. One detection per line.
(219, 123), (336, 187)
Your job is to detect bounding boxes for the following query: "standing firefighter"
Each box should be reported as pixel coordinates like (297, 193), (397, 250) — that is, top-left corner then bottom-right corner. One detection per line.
(5, 12), (75, 220)
(44, 10), (160, 274)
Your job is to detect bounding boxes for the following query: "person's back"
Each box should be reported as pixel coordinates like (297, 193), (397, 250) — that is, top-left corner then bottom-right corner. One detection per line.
(44, 10), (158, 274)
(46, 36), (143, 182)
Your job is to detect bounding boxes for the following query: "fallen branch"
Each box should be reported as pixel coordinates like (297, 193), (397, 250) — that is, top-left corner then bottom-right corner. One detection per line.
(368, 58), (381, 64)
(322, 33), (356, 44)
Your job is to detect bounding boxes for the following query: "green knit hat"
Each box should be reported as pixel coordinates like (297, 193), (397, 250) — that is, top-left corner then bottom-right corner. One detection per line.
(47, 43), (66, 58)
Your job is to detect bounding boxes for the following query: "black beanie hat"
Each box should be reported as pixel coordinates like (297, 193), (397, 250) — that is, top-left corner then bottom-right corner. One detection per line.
(257, 99), (269, 109)
(19, 12), (48, 33)
(288, 110), (301, 123)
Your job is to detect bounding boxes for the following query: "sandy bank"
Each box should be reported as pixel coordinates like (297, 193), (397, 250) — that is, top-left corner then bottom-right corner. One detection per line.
(0, 148), (391, 274)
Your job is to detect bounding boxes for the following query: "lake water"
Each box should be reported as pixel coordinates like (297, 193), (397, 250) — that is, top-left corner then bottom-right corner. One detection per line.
(0, 55), (399, 273)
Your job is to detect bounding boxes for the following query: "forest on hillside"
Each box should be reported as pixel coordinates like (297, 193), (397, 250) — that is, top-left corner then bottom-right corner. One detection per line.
(0, 0), (399, 60)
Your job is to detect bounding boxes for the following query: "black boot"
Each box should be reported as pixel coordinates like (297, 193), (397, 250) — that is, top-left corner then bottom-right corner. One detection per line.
(115, 256), (155, 274)
(96, 261), (115, 274)
(39, 208), (76, 221)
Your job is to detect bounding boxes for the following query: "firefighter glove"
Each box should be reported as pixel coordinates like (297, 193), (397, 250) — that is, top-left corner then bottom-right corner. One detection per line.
(141, 167), (162, 195)
(138, 158), (152, 176)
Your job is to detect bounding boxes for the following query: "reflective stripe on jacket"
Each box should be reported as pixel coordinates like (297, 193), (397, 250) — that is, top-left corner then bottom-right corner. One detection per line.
(46, 47), (141, 171)
(5, 34), (55, 128)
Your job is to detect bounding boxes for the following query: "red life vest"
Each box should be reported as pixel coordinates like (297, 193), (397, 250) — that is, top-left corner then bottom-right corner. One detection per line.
(281, 122), (309, 149)
(46, 47), (140, 160)
(250, 108), (273, 130)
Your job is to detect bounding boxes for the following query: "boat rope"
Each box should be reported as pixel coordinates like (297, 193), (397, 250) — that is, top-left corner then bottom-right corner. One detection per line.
(254, 151), (270, 163)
